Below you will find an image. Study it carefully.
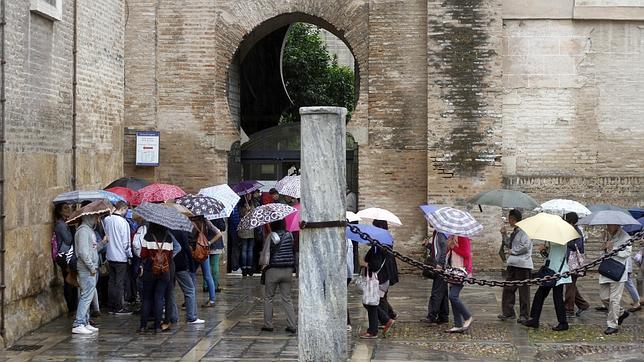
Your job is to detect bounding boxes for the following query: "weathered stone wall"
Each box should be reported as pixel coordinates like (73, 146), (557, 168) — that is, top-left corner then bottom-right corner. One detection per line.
(3, 0), (124, 345)
(427, 0), (505, 270)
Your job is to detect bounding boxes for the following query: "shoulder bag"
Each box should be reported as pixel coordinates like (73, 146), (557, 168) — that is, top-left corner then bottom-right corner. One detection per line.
(598, 257), (625, 282)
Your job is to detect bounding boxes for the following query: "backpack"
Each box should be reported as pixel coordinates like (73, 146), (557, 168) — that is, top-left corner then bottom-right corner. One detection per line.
(191, 224), (210, 263)
(151, 235), (170, 275)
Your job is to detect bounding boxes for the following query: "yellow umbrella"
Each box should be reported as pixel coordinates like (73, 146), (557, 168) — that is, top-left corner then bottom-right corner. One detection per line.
(515, 212), (579, 245)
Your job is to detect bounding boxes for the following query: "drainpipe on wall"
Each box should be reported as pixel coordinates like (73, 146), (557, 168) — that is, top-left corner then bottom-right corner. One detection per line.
(0, 0), (7, 344)
(71, 0), (77, 189)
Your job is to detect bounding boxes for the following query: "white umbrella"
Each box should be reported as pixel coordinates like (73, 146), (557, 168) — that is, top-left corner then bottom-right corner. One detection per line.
(198, 184), (241, 218)
(356, 207), (402, 226)
(275, 175), (300, 199)
(346, 211), (361, 223)
(537, 199), (591, 217)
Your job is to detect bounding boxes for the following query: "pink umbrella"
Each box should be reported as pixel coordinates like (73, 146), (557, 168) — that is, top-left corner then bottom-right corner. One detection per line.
(285, 203), (301, 232)
(130, 183), (186, 206)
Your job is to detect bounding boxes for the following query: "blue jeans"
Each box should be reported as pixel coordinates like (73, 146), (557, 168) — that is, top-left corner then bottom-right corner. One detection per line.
(241, 238), (254, 269)
(625, 272), (640, 305)
(176, 270), (197, 322)
(195, 256), (215, 302)
(448, 284), (471, 328)
(73, 271), (97, 327)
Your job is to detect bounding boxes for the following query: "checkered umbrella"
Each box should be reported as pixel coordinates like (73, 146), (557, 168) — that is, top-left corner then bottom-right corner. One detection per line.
(425, 207), (483, 237)
(275, 175), (300, 199)
(237, 203), (297, 230)
(175, 194), (225, 219)
(198, 184), (241, 218)
(133, 202), (194, 232)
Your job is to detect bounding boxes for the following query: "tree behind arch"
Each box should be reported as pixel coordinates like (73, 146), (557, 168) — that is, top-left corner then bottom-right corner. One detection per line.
(281, 23), (355, 123)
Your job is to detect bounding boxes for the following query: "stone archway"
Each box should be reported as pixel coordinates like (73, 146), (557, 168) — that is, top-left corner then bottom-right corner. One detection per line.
(211, 1), (370, 154)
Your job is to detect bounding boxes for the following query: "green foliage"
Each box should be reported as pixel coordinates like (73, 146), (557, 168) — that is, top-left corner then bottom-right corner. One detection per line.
(281, 23), (355, 123)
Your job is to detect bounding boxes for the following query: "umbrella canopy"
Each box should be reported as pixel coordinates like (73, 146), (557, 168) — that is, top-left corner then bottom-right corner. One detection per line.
(98, 190), (127, 204)
(104, 177), (150, 191)
(232, 180), (263, 196)
(175, 194), (225, 219)
(468, 189), (539, 209)
(237, 203), (297, 230)
(105, 187), (136, 203)
(133, 202), (194, 232)
(516, 213), (580, 245)
(163, 202), (194, 217)
(623, 217), (644, 234)
(356, 207), (402, 226)
(284, 203), (301, 232)
(130, 183), (186, 206)
(419, 204), (442, 218)
(198, 184), (241, 218)
(346, 211), (361, 223)
(628, 207), (644, 219)
(67, 199), (114, 223)
(275, 175), (300, 199)
(53, 190), (109, 204)
(537, 199), (591, 217)
(578, 210), (640, 226)
(346, 224), (393, 246)
(587, 204), (629, 215)
(425, 207), (483, 237)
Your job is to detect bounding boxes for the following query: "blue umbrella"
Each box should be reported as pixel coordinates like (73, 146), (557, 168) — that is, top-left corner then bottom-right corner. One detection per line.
(346, 224), (393, 246)
(419, 204), (441, 218)
(232, 180), (263, 196)
(98, 190), (126, 204)
(587, 204), (629, 215)
(628, 208), (644, 219)
(623, 217), (644, 234)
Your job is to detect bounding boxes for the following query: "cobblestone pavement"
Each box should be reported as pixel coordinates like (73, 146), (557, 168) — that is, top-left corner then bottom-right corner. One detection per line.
(1, 273), (642, 361)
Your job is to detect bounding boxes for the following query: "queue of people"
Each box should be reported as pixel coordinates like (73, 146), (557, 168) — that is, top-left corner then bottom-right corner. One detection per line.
(52, 183), (642, 339)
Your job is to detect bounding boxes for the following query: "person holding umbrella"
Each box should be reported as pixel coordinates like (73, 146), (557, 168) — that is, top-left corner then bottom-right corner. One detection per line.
(444, 235), (474, 333)
(498, 209), (533, 323)
(67, 200), (114, 334)
(521, 240), (571, 331)
(563, 212), (590, 317)
(598, 224), (632, 334)
(259, 219), (297, 334)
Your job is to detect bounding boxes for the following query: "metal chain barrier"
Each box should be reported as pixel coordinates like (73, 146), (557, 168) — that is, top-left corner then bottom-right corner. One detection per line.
(347, 223), (644, 288)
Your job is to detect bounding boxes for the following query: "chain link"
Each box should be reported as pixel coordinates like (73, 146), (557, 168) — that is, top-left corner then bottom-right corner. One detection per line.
(347, 224), (644, 287)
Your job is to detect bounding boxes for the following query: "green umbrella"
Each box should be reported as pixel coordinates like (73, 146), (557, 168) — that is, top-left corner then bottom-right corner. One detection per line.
(468, 189), (539, 210)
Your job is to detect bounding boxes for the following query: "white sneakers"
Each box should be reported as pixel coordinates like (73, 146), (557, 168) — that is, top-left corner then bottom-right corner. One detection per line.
(188, 319), (205, 324)
(72, 325), (98, 334)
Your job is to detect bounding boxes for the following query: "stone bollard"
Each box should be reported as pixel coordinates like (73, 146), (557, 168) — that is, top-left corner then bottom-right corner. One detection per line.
(298, 106), (347, 362)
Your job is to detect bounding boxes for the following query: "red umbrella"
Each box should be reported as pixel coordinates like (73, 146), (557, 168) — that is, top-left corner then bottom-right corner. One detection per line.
(130, 183), (186, 206)
(105, 187), (136, 203)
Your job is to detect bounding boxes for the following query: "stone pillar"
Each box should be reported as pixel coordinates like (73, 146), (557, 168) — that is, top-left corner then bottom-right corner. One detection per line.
(299, 107), (347, 362)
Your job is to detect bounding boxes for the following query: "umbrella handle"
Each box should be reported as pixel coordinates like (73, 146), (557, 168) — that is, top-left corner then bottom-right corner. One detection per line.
(478, 204), (483, 213)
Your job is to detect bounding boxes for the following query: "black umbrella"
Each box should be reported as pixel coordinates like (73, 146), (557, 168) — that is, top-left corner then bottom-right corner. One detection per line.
(104, 177), (150, 191)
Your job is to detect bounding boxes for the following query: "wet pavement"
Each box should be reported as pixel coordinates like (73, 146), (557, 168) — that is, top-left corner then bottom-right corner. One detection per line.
(1, 273), (642, 361)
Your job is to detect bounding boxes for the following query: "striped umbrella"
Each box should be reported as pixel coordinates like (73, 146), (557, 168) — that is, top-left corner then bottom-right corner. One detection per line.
(425, 207), (483, 237)
(53, 190), (108, 204)
(275, 175), (300, 199)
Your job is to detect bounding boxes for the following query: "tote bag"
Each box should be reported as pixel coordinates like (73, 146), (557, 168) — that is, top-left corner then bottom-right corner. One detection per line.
(356, 261), (386, 306)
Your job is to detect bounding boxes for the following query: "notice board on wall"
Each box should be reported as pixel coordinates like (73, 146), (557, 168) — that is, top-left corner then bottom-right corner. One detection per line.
(136, 131), (160, 166)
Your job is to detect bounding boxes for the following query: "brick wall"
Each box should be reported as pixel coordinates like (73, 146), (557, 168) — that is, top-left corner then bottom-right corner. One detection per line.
(427, 0), (506, 271)
(3, 0), (124, 345)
